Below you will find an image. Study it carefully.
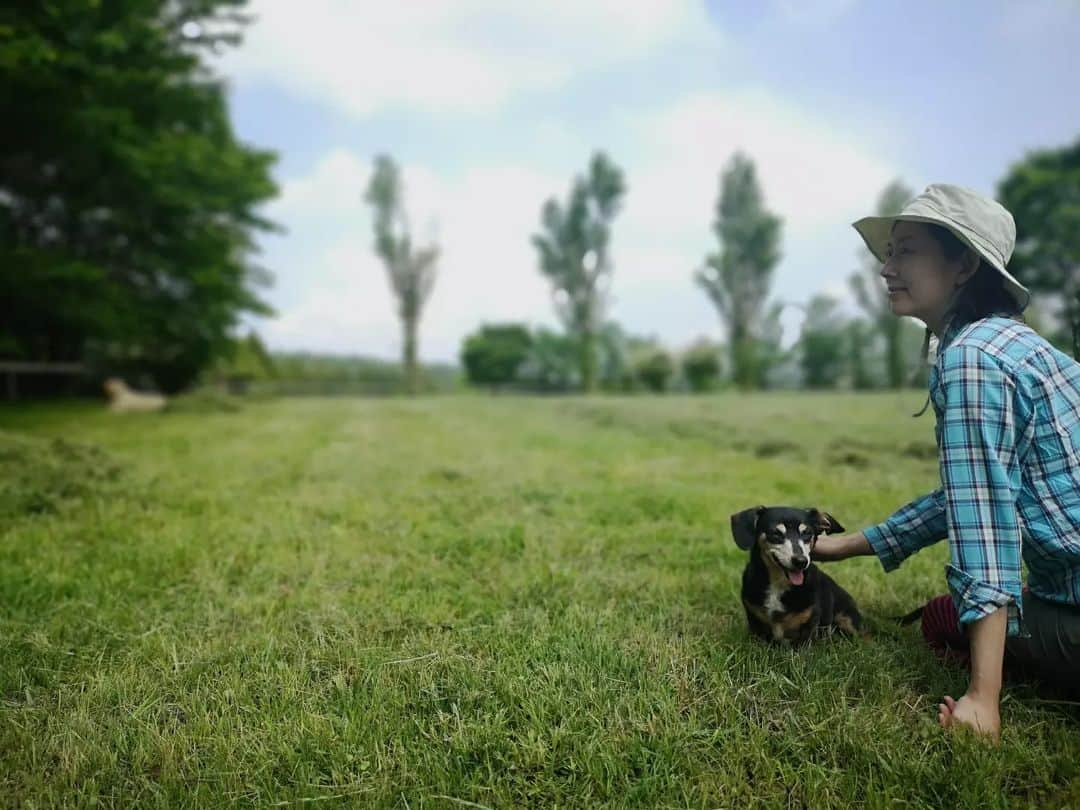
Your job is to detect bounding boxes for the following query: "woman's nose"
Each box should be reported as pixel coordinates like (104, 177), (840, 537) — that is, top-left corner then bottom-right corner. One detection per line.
(880, 259), (897, 278)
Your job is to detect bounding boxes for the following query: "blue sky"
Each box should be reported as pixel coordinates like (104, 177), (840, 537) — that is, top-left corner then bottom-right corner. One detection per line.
(218, 0), (1080, 361)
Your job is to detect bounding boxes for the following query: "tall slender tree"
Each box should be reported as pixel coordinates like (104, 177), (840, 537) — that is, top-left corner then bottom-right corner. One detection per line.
(364, 155), (438, 395)
(849, 180), (913, 388)
(532, 152), (626, 392)
(695, 153), (782, 389)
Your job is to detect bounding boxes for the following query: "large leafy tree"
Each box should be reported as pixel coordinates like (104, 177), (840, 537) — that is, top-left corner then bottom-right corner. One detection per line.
(997, 138), (1080, 356)
(532, 152), (626, 392)
(364, 155), (439, 396)
(695, 153), (782, 389)
(0, 0), (278, 392)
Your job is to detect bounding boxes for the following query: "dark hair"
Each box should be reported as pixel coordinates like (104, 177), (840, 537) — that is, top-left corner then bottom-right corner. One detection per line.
(924, 224), (1023, 326)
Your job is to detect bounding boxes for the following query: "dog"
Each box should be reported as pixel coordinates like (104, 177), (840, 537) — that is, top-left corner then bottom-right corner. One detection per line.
(103, 377), (167, 413)
(731, 505), (865, 645)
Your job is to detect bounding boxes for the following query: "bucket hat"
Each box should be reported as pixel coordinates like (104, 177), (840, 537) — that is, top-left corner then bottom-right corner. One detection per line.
(852, 183), (1030, 311)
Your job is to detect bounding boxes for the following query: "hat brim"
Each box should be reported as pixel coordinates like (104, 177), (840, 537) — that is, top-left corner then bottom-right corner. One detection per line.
(852, 214), (1031, 312)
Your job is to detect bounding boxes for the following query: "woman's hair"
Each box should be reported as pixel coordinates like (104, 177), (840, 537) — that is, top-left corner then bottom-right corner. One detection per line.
(924, 224), (1023, 326)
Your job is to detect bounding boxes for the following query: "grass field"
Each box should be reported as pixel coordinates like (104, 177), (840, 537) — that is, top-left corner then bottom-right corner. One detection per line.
(2, 394), (1078, 808)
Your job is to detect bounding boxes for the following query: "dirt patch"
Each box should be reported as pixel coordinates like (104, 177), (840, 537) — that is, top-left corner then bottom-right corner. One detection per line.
(753, 439), (804, 459)
(901, 441), (937, 461)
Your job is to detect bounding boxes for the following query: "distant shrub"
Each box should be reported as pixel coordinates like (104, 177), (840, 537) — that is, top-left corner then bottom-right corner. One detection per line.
(634, 348), (674, 393)
(682, 342), (722, 392)
(461, 324), (533, 389)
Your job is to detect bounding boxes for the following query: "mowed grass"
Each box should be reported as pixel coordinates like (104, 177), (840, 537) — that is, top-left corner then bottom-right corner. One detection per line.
(2, 393), (1078, 808)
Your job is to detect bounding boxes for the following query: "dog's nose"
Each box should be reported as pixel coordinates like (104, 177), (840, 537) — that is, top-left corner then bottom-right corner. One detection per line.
(792, 556), (809, 570)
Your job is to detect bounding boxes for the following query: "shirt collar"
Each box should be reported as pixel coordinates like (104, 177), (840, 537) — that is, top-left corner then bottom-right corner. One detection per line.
(937, 317), (968, 353)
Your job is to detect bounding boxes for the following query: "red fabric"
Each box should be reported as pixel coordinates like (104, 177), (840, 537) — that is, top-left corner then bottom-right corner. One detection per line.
(920, 594), (971, 667)
(918, 588), (1031, 673)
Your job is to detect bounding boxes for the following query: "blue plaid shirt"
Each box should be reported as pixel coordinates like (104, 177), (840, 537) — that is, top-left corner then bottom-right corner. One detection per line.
(864, 316), (1080, 636)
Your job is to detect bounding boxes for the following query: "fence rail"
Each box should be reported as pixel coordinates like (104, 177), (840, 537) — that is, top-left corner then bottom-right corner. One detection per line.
(0, 362), (87, 400)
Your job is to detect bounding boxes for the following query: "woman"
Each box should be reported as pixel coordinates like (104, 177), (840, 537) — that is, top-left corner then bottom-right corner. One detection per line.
(815, 184), (1080, 741)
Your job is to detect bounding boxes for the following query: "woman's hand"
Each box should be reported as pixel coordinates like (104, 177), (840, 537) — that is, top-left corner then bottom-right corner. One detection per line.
(938, 607), (1006, 743)
(813, 531), (873, 562)
(938, 693), (1001, 742)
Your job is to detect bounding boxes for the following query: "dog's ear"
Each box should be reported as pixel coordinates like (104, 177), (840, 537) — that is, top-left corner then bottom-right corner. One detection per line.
(807, 508), (845, 535)
(730, 506), (765, 550)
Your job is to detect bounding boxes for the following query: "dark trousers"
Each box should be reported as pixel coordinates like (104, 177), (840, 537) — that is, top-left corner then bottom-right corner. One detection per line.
(920, 591), (1080, 697)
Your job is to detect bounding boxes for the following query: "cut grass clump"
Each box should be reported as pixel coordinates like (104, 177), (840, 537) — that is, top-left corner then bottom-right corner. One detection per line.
(164, 387), (245, 414)
(0, 430), (124, 518)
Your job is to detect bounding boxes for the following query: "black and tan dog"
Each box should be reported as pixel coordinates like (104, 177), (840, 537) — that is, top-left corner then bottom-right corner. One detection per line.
(731, 505), (865, 645)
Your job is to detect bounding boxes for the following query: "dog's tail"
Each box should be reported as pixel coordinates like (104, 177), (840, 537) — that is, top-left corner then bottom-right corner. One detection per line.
(892, 605), (925, 626)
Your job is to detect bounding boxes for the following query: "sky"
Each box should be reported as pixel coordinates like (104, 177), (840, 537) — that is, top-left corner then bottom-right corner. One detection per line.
(215, 0), (1080, 362)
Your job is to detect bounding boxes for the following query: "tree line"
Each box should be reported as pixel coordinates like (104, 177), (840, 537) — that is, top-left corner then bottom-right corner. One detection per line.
(2, 3), (1076, 396)
(376, 144), (1076, 394)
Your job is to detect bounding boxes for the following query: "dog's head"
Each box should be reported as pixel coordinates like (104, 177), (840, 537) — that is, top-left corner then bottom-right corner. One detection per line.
(730, 505), (845, 586)
(102, 377), (127, 398)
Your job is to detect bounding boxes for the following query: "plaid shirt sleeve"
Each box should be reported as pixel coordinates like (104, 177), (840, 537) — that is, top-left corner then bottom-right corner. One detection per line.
(937, 345), (1025, 636)
(864, 489), (949, 571)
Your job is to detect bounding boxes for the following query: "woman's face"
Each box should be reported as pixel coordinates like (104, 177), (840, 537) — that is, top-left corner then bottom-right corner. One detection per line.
(880, 221), (975, 333)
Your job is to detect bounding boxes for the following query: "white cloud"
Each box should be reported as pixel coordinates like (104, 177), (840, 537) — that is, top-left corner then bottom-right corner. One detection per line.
(629, 90), (895, 240)
(603, 90), (900, 348)
(257, 151), (565, 359)
(222, 0), (715, 117)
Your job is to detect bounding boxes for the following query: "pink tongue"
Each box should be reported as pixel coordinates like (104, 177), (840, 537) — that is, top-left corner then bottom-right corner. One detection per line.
(788, 570), (805, 586)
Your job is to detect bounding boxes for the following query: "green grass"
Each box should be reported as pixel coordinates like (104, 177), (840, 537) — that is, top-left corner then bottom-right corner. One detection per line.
(2, 394), (1078, 808)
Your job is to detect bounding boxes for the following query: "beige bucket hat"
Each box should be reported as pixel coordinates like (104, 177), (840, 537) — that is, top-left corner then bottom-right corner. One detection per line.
(852, 183), (1030, 312)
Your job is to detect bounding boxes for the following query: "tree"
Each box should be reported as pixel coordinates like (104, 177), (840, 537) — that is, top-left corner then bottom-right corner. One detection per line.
(0, 1), (278, 392)
(682, 340), (722, 392)
(595, 321), (634, 391)
(850, 180), (913, 388)
(633, 346), (674, 393)
(460, 324), (533, 390)
(517, 328), (579, 392)
(997, 138), (1080, 357)
(364, 155), (439, 395)
(799, 295), (846, 389)
(532, 152), (626, 392)
(695, 153), (782, 389)
(846, 319), (876, 390)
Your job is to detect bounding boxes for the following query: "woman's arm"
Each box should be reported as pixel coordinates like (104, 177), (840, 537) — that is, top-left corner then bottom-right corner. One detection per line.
(938, 605), (1006, 741)
(813, 530), (873, 561)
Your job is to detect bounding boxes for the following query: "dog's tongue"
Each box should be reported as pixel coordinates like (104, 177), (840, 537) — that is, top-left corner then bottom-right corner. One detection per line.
(788, 570), (805, 587)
